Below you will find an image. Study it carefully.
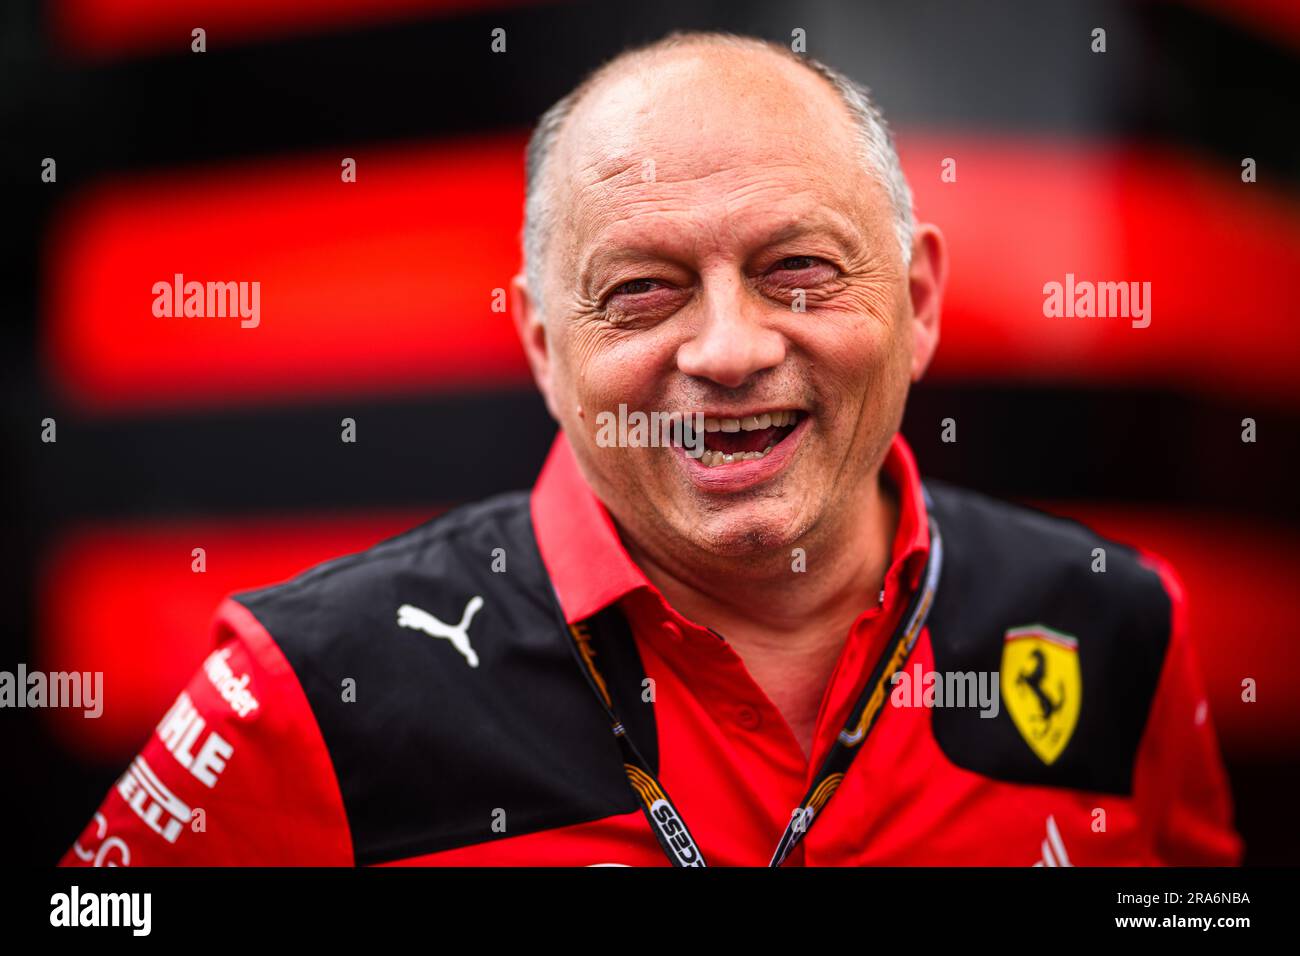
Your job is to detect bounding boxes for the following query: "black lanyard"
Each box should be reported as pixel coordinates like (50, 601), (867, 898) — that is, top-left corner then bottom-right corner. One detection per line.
(551, 497), (945, 867)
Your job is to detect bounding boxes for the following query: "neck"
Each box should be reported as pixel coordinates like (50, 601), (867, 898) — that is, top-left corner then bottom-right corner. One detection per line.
(621, 469), (900, 758)
(621, 469), (900, 654)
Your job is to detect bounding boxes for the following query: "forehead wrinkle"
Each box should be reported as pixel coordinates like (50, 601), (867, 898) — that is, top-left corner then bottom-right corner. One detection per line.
(574, 116), (850, 196)
(576, 157), (848, 241)
(576, 162), (865, 257)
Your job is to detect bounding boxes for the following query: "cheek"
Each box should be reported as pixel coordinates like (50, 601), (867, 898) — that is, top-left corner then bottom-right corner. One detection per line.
(804, 315), (904, 396)
(797, 273), (906, 359)
(543, 328), (609, 442)
(567, 326), (673, 413)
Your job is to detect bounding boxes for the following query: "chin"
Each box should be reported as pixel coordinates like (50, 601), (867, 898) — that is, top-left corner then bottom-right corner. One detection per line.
(679, 503), (812, 558)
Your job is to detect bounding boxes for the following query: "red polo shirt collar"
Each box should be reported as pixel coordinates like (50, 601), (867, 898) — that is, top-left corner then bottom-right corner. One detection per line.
(531, 429), (930, 627)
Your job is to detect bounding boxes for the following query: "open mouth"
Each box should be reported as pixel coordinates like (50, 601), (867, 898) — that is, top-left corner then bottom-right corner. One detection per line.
(684, 410), (803, 468)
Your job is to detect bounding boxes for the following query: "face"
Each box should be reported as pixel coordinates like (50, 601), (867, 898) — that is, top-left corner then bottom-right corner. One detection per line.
(514, 48), (943, 564)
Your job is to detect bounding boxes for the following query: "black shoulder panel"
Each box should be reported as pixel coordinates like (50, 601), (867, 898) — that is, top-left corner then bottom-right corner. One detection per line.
(924, 481), (1171, 795)
(233, 491), (653, 865)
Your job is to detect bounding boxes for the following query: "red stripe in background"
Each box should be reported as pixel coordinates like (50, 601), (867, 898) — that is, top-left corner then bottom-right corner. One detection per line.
(52, 0), (546, 60)
(898, 133), (1300, 404)
(44, 134), (532, 413)
(37, 513), (432, 760)
(44, 132), (1300, 414)
(38, 508), (1298, 760)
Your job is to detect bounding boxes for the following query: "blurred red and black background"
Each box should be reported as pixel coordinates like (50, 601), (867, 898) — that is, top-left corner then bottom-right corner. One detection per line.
(2, 0), (1297, 866)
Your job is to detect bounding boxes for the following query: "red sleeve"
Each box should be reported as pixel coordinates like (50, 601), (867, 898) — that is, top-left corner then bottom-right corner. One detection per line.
(1132, 553), (1244, 865)
(59, 598), (353, 866)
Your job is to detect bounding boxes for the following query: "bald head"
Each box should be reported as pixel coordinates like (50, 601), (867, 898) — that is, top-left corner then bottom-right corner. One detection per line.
(522, 32), (914, 320)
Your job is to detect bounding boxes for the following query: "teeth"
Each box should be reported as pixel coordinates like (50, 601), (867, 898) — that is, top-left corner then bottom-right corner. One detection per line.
(698, 442), (778, 468)
(688, 411), (802, 468)
(697, 410), (799, 433)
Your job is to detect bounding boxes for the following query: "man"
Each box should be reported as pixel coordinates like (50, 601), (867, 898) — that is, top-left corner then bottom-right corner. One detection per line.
(61, 31), (1241, 867)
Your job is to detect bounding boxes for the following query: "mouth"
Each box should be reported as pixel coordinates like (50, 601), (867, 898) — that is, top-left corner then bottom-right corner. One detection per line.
(685, 409), (804, 468)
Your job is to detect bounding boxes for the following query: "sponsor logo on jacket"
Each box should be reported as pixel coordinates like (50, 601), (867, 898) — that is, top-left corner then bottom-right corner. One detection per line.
(202, 647), (260, 718)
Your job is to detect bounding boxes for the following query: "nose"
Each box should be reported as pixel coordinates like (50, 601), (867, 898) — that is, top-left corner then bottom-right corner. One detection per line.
(675, 273), (786, 388)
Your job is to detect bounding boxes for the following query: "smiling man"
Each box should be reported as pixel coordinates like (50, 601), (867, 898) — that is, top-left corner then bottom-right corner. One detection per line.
(514, 33), (934, 769)
(62, 31), (1241, 868)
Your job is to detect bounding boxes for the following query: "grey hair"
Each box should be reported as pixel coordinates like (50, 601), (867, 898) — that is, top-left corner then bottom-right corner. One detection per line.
(522, 31), (915, 320)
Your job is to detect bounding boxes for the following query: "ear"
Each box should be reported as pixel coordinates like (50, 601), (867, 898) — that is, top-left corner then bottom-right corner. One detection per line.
(510, 271), (560, 421)
(906, 223), (947, 382)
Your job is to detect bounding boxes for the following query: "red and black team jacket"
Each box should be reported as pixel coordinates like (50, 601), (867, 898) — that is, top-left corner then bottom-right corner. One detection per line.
(61, 432), (1243, 867)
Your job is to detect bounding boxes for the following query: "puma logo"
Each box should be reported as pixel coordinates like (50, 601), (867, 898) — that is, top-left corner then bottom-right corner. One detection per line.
(396, 597), (484, 668)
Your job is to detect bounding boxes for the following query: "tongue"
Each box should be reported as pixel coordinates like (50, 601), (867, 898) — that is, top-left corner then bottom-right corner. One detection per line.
(706, 425), (785, 454)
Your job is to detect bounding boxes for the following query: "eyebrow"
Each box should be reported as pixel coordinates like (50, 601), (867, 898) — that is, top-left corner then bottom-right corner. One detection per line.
(759, 215), (863, 252)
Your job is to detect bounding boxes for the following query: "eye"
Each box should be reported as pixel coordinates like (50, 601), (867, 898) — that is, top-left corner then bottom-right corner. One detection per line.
(772, 255), (821, 272)
(610, 278), (658, 297)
